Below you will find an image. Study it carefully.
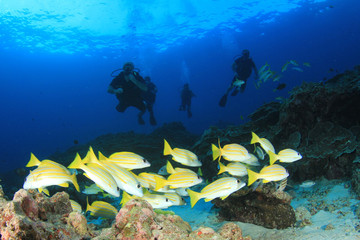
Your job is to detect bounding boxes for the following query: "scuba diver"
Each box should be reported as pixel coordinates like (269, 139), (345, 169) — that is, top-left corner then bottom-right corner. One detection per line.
(179, 83), (196, 118)
(142, 76), (157, 126)
(108, 62), (148, 125)
(219, 49), (258, 107)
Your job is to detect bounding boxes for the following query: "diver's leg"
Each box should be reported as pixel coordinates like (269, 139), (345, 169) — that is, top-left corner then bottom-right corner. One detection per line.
(148, 104), (157, 126)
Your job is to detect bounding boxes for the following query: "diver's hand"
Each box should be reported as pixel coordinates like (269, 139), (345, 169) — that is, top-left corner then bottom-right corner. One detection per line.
(115, 88), (123, 94)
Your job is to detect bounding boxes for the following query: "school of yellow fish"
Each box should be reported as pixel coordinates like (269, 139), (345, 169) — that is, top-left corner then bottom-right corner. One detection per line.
(255, 60), (311, 89)
(23, 134), (302, 219)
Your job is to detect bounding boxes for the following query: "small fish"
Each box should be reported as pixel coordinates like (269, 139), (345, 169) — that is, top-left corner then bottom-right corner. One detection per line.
(250, 132), (275, 154)
(289, 60), (299, 66)
(137, 172), (173, 192)
(121, 191), (174, 209)
(247, 164), (289, 186)
(154, 169), (203, 191)
(241, 153), (260, 166)
(233, 79), (245, 88)
(70, 200), (82, 213)
(82, 184), (104, 195)
(268, 149), (302, 165)
(275, 83), (286, 91)
(303, 62), (311, 67)
(68, 153), (120, 197)
(163, 192), (186, 206)
(26, 153), (70, 173)
(255, 146), (265, 160)
(157, 165), (168, 175)
(212, 139), (251, 162)
(86, 198), (118, 219)
(276, 178), (288, 192)
(272, 74), (281, 82)
(23, 164), (80, 193)
(292, 67), (304, 72)
(258, 63), (270, 74)
(102, 151), (150, 169)
(186, 177), (246, 208)
(163, 139), (202, 167)
(281, 62), (290, 72)
(299, 180), (315, 188)
(218, 161), (248, 177)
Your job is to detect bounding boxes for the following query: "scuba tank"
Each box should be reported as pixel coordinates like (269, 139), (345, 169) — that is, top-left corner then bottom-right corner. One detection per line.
(110, 68), (140, 77)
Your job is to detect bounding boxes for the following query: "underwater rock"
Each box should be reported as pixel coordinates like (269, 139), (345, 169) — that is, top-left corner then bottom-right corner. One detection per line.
(294, 206), (312, 227)
(0, 189), (90, 239)
(213, 185), (296, 229)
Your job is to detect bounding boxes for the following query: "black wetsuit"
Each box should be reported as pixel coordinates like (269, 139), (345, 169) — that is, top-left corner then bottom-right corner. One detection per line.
(231, 56), (256, 94)
(110, 71), (146, 112)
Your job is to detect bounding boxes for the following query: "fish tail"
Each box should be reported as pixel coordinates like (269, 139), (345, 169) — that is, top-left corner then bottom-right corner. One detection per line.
(98, 151), (107, 161)
(186, 189), (201, 208)
(68, 153), (83, 169)
(71, 173), (80, 192)
(163, 139), (172, 156)
(26, 153), (41, 167)
(154, 176), (167, 191)
(250, 132), (260, 144)
(268, 151), (278, 165)
(166, 161), (175, 174)
(218, 161), (226, 175)
(38, 188), (49, 196)
(120, 191), (132, 206)
(86, 197), (91, 213)
(247, 169), (259, 186)
(211, 144), (221, 161)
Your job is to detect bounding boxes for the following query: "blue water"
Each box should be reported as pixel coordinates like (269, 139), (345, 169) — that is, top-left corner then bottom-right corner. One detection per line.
(0, 0), (359, 173)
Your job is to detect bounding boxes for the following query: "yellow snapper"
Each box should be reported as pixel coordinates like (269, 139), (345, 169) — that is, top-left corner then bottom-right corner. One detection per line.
(281, 61), (290, 72)
(86, 198), (118, 219)
(68, 154), (120, 197)
(163, 139), (202, 167)
(163, 192), (186, 206)
(26, 153), (70, 173)
(247, 164), (289, 186)
(83, 148), (143, 197)
(250, 132), (275, 154)
(186, 177), (246, 208)
(137, 172), (173, 192)
(82, 184), (104, 195)
(121, 191), (174, 209)
(241, 153), (260, 166)
(218, 162), (248, 177)
(23, 164), (80, 194)
(100, 150), (150, 169)
(154, 169), (203, 191)
(70, 200), (82, 213)
(268, 149), (302, 165)
(212, 139), (251, 162)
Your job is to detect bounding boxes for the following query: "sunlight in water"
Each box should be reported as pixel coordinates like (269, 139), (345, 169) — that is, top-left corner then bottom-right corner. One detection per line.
(0, 0), (327, 53)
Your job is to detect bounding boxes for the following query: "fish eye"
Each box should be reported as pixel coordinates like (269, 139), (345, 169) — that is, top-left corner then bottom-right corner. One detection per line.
(197, 176), (201, 179)
(117, 187), (120, 191)
(143, 159), (147, 163)
(137, 184), (141, 189)
(165, 198), (169, 202)
(236, 179), (240, 183)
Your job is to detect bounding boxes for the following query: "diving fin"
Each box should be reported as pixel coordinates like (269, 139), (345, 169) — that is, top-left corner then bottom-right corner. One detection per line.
(219, 94), (228, 107)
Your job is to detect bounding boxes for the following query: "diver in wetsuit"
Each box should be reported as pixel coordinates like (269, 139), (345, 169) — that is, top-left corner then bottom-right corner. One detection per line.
(108, 62), (148, 125)
(219, 49), (258, 107)
(179, 83), (196, 118)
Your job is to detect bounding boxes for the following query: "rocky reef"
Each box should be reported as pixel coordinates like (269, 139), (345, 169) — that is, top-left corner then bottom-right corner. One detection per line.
(193, 65), (360, 191)
(0, 186), (250, 240)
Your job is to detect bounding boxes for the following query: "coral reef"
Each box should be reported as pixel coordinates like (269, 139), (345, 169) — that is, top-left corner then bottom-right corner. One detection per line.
(0, 189), (91, 239)
(0, 187), (251, 239)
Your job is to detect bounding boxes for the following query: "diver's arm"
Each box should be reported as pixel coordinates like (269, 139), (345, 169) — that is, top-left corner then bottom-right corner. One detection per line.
(108, 85), (123, 94)
(252, 60), (259, 79)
